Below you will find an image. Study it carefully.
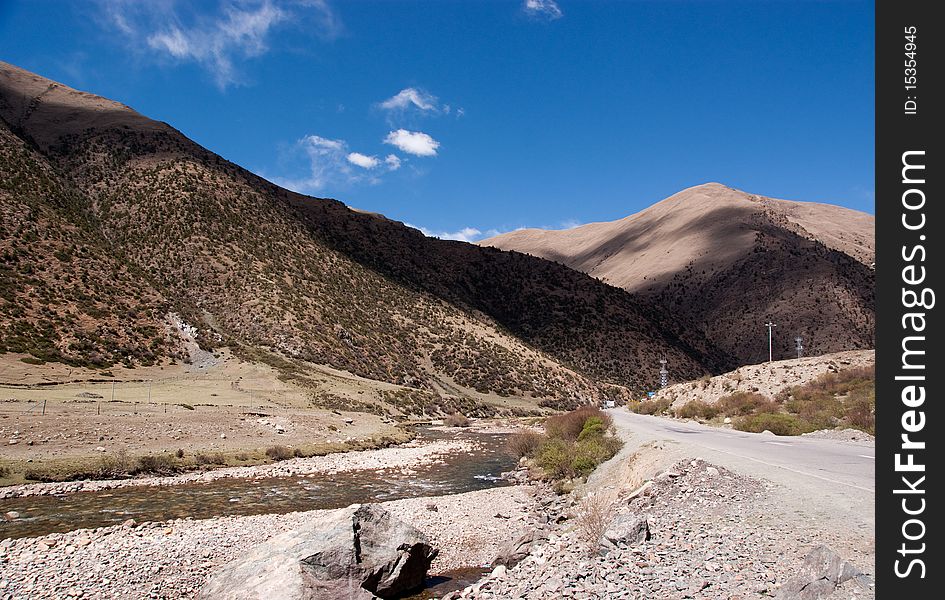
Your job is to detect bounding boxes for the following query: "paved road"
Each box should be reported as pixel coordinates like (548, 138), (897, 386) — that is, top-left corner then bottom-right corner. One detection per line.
(608, 410), (875, 493)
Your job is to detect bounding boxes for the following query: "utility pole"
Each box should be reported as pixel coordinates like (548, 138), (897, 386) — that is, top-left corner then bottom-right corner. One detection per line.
(795, 336), (804, 359)
(148, 380), (152, 404)
(765, 321), (777, 362)
(659, 357), (668, 389)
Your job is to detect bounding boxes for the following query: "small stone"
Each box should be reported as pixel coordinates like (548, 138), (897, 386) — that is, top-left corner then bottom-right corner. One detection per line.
(122, 519), (137, 529)
(220, 433), (227, 439)
(491, 565), (507, 579)
(3, 511), (19, 521)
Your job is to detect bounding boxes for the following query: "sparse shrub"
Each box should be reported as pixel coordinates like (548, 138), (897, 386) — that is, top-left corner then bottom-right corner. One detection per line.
(175, 448), (185, 459)
(444, 413), (470, 427)
(675, 400), (719, 420)
(136, 453), (179, 475)
(100, 449), (134, 477)
(843, 386), (875, 434)
(507, 430), (542, 458)
(627, 398), (672, 416)
(734, 413), (807, 436)
(575, 492), (615, 556)
(265, 445), (294, 461)
(179, 403), (195, 411)
(235, 452), (250, 461)
(716, 392), (778, 417)
(293, 447), (305, 458)
(546, 406), (611, 440)
(0, 465), (10, 478)
(194, 452), (226, 466)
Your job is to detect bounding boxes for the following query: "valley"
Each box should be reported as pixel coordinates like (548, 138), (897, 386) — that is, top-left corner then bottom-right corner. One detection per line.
(0, 60), (876, 600)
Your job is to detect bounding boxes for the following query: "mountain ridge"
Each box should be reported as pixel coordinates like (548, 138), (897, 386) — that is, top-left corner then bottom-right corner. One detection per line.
(1, 61), (729, 413)
(480, 183), (875, 365)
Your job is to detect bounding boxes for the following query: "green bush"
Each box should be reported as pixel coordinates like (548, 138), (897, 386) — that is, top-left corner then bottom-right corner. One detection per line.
(572, 435), (623, 476)
(536, 438), (574, 479)
(577, 416), (606, 441)
(734, 413), (808, 436)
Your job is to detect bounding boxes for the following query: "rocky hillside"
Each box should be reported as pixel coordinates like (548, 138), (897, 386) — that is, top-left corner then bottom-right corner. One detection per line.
(482, 183), (875, 368)
(651, 349), (875, 409)
(0, 61), (725, 407)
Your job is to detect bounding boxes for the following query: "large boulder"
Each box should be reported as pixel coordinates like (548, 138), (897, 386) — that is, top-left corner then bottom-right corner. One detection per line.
(603, 514), (650, 547)
(200, 504), (437, 600)
(775, 545), (871, 600)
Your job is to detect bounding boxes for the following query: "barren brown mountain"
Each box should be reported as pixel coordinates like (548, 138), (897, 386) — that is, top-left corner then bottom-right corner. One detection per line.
(481, 183), (874, 367)
(1, 61), (731, 413)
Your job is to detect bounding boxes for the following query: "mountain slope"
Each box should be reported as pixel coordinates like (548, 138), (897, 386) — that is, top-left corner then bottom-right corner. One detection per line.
(481, 183), (874, 366)
(0, 61), (721, 408)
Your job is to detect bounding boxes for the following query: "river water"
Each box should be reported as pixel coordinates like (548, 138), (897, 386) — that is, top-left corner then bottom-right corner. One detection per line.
(0, 427), (517, 540)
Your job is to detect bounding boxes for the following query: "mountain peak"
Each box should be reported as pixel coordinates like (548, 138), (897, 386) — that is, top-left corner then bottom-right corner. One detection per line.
(0, 60), (167, 151)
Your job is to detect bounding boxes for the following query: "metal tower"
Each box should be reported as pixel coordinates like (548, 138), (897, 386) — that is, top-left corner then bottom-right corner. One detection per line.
(659, 357), (668, 389)
(795, 336), (804, 359)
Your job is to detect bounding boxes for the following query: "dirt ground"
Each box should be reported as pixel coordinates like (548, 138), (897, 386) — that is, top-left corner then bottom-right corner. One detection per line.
(0, 350), (413, 484)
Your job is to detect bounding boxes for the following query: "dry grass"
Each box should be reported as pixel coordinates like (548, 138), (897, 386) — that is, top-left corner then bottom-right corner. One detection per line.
(575, 491), (616, 556)
(443, 413), (470, 427)
(506, 430), (542, 458)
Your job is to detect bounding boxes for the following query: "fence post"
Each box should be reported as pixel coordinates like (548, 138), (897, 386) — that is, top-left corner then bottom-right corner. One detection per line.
(42, 399), (46, 416)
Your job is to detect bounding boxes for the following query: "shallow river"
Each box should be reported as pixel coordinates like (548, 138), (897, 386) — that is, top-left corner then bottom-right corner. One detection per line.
(0, 427), (517, 540)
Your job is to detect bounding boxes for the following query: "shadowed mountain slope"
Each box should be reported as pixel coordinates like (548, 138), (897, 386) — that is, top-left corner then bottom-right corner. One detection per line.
(1, 61), (729, 409)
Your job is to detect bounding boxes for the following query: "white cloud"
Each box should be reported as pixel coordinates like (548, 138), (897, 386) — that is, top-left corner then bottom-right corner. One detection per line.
(347, 152), (380, 169)
(379, 87), (438, 112)
(384, 129), (440, 157)
(101, 0), (342, 89)
(523, 0), (562, 20)
(270, 135), (403, 193)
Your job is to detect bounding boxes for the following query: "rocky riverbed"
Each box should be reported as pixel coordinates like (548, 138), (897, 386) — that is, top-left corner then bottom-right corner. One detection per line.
(0, 486), (535, 599)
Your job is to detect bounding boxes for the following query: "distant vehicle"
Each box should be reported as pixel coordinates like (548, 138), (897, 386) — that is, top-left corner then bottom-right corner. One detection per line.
(605, 400), (616, 408)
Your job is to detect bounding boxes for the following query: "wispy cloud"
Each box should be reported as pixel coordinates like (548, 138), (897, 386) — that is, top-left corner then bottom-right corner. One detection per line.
(379, 87), (438, 112)
(523, 0), (563, 20)
(376, 87), (461, 125)
(405, 224), (502, 243)
(384, 129), (440, 157)
(100, 0), (341, 89)
(406, 218), (583, 243)
(270, 134), (402, 193)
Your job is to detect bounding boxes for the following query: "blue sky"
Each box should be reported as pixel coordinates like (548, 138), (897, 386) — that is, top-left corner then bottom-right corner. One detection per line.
(0, 0), (874, 241)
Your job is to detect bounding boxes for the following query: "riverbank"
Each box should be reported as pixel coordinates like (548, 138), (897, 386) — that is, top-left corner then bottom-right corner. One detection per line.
(0, 486), (537, 599)
(0, 436), (476, 500)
